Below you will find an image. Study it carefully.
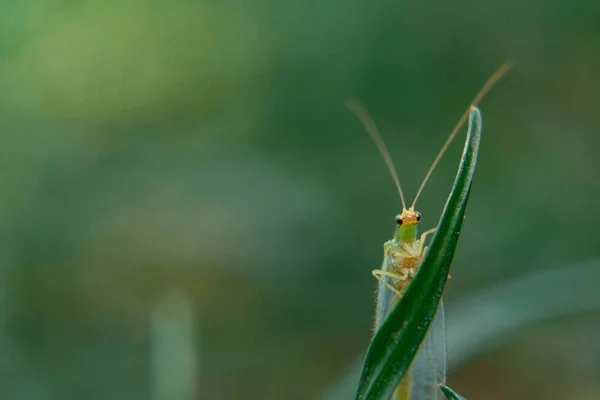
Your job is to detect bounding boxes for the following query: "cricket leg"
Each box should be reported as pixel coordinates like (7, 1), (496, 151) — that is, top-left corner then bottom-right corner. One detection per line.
(420, 227), (437, 243)
(372, 269), (405, 298)
(418, 227), (437, 255)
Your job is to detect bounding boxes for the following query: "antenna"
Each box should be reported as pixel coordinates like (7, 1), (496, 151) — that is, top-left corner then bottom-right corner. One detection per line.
(410, 62), (512, 208)
(346, 99), (407, 209)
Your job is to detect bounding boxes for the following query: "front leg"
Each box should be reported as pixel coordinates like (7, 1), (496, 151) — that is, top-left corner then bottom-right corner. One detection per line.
(372, 269), (406, 298)
(418, 227), (437, 256)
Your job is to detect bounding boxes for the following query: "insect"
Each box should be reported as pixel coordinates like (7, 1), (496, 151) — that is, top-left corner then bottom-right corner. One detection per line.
(347, 63), (511, 399)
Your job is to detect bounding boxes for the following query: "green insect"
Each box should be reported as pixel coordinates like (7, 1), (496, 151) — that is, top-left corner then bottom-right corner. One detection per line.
(347, 63), (511, 399)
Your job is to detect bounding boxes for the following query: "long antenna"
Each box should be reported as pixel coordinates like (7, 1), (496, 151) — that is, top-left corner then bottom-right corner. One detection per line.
(410, 62), (512, 208)
(346, 99), (407, 209)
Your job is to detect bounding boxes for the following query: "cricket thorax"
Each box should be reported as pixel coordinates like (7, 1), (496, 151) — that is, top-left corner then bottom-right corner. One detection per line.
(385, 240), (425, 292)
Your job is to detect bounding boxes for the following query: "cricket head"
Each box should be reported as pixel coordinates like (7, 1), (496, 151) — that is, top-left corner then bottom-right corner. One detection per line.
(394, 207), (421, 242)
(395, 207), (421, 227)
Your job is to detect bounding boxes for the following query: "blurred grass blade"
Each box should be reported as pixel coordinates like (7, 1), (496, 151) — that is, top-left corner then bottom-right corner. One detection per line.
(151, 291), (198, 400)
(355, 107), (482, 400)
(446, 258), (600, 368)
(439, 385), (466, 400)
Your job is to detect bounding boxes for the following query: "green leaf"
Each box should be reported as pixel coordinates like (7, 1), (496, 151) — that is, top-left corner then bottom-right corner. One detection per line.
(439, 384), (466, 400)
(355, 107), (482, 400)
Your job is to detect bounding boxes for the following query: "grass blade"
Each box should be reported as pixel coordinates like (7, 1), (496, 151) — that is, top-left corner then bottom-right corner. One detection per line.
(439, 384), (466, 400)
(355, 107), (482, 400)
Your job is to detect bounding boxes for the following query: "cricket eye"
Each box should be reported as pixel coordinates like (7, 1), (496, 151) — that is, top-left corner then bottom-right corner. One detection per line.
(395, 215), (403, 225)
(416, 212), (422, 222)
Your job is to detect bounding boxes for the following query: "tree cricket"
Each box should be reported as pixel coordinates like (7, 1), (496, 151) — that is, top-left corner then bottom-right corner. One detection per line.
(347, 62), (511, 399)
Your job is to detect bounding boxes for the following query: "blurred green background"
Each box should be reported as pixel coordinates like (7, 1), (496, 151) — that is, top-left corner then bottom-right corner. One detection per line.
(1, 0), (599, 399)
